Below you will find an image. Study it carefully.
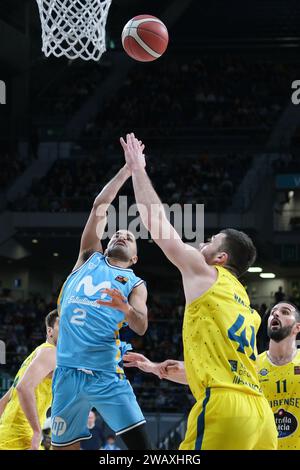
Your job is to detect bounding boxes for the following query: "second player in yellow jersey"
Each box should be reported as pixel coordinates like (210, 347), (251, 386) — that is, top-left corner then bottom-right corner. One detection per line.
(181, 264), (277, 450)
(257, 301), (300, 450)
(0, 310), (58, 450)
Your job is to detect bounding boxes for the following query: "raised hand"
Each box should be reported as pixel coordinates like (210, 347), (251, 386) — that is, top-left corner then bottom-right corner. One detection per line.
(120, 133), (146, 172)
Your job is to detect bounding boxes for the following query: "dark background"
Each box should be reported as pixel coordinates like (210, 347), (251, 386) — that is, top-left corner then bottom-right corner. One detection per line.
(1, 0), (300, 447)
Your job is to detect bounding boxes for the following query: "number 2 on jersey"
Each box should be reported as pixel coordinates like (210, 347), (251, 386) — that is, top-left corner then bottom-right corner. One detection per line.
(227, 314), (256, 360)
(70, 308), (86, 326)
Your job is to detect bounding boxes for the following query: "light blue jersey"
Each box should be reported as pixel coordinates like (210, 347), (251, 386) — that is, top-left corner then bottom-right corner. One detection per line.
(57, 252), (144, 373)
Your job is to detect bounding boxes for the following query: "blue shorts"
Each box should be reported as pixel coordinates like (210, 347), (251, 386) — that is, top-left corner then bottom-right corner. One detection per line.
(51, 366), (145, 447)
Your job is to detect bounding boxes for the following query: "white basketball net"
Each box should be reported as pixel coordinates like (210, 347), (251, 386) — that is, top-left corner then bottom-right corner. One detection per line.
(36, 0), (112, 61)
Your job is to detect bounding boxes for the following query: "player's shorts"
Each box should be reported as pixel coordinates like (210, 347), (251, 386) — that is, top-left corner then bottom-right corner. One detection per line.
(0, 428), (45, 450)
(51, 366), (145, 447)
(0, 432), (31, 450)
(179, 388), (278, 450)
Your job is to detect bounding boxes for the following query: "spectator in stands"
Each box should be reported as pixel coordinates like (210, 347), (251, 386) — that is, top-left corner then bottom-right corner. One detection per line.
(274, 286), (285, 304)
(260, 303), (268, 317)
(80, 410), (104, 450)
(101, 435), (120, 451)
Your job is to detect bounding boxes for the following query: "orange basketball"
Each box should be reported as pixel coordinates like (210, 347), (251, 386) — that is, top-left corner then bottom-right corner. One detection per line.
(122, 15), (169, 62)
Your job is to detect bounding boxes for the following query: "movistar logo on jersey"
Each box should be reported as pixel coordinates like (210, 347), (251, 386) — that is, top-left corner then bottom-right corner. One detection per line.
(275, 409), (298, 438)
(76, 276), (111, 297)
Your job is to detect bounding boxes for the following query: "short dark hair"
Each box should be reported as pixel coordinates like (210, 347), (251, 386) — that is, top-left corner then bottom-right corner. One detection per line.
(45, 309), (59, 329)
(220, 228), (257, 278)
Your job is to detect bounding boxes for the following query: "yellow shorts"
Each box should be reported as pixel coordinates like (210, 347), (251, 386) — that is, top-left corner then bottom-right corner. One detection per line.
(0, 426), (32, 450)
(179, 388), (278, 450)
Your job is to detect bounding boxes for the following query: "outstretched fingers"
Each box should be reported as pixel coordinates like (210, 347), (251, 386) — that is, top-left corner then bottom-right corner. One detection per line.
(100, 288), (126, 299)
(124, 352), (146, 362)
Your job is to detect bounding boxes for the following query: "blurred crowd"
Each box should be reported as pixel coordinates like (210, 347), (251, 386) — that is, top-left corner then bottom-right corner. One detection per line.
(83, 55), (294, 139)
(10, 151), (252, 212)
(35, 62), (111, 118)
(3, 55), (296, 205)
(0, 292), (57, 372)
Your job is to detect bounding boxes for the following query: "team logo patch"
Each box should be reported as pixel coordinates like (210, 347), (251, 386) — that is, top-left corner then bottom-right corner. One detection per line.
(259, 368), (269, 376)
(294, 366), (300, 375)
(228, 360), (238, 372)
(52, 416), (67, 436)
(275, 409), (298, 438)
(115, 275), (129, 285)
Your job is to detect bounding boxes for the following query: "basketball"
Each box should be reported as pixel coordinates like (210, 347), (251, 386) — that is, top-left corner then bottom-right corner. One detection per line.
(121, 15), (169, 62)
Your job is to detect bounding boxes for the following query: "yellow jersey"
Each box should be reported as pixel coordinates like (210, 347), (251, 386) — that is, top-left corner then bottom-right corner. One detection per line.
(183, 266), (262, 401)
(257, 350), (300, 450)
(0, 342), (54, 450)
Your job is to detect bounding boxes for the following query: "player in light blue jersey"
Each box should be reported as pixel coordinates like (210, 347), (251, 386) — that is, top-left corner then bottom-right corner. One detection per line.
(51, 159), (152, 450)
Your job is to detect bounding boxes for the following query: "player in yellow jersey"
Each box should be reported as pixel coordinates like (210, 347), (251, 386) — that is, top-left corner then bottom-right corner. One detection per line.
(125, 302), (300, 450)
(119, 133), (277, 450)
(0, 309), (59, 450)
(257, 301), (300, 450)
